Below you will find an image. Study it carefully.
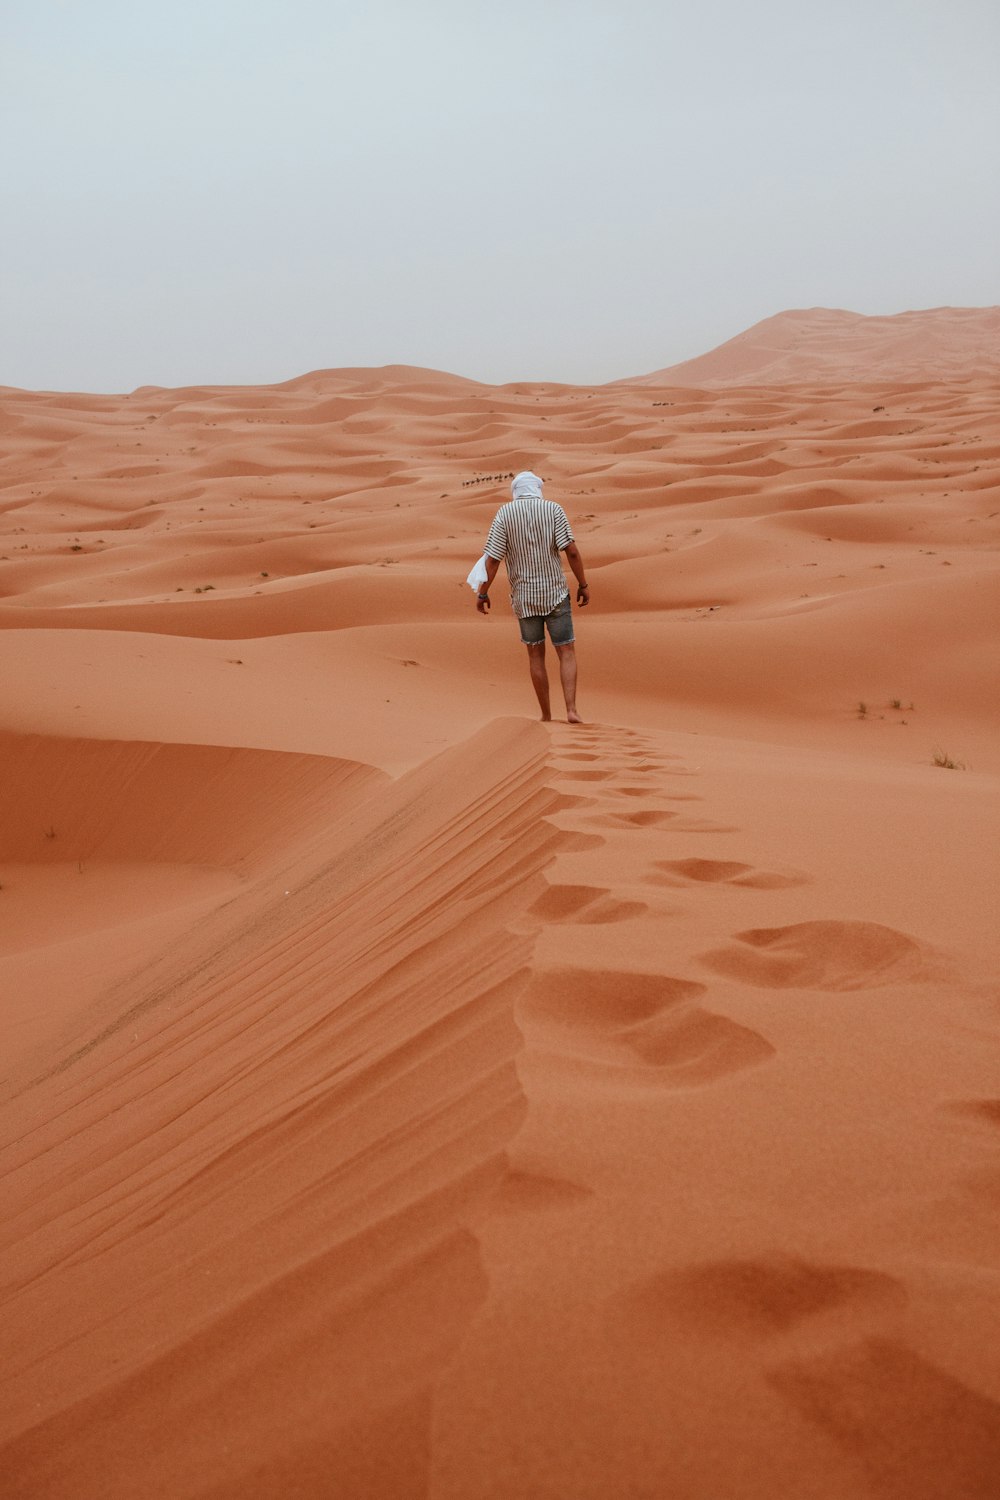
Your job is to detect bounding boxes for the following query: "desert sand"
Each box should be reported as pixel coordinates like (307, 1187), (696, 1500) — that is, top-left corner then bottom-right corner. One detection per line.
(1, 307), (999, 1498)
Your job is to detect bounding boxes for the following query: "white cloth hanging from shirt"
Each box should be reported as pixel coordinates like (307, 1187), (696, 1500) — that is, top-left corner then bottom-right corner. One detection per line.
(466, 554), (489, 591)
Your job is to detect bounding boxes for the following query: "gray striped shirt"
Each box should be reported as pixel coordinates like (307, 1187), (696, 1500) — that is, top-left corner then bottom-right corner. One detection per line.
(484, 497), (574, 618)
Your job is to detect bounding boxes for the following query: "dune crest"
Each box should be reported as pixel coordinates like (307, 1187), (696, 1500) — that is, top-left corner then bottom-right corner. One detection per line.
(626, 304), (1000, 386)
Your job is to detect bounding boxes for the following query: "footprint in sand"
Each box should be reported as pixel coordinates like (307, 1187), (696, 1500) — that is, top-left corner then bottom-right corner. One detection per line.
(549, 771), (702, 804)
(580, 806), (734, 834)
(944, 1099), (1000, 1130)
(662, 817), (742, 834)
(769, 1338), (1000, 1496)
(528, 883), (648, 925)
(590, 809), (680, 829)
(539, 826), (606, 854)
(699, 919), (931, 991)
(614, 758), (685, 774)
(648, 858), (809, 890)
(939, 1100), (1000, 1209)
(549, 733), (692, 796)
(519, 967), (774, 1085)
(548, 767), (619, 782)
(624, 789), (703, 800)
(619, 1254), (906, 1342)
(491, 1168), (594, 1216)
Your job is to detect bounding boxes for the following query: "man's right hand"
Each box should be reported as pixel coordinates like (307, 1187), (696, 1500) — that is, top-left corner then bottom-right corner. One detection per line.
(477, 593), (490, 614)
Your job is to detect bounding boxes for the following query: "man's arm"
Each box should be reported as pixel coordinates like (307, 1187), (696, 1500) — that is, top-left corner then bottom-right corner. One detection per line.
(476, 554), (501, 613)
(562, 541), (590, 606)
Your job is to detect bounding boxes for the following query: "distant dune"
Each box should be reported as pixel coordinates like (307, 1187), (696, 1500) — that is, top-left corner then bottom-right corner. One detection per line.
(626, 305), (1000, 386)
(2, 310), (999, 1498)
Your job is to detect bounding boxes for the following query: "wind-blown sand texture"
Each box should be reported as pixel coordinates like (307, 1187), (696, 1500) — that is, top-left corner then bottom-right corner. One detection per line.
(2, 308), (999, 1498)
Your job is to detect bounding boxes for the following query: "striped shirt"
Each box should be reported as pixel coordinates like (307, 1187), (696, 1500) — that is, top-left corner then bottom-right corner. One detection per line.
(484, 498), (574, 618)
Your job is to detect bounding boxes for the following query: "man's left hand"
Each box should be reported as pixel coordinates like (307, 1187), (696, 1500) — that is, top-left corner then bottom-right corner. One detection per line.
(476, 593), (490, 614)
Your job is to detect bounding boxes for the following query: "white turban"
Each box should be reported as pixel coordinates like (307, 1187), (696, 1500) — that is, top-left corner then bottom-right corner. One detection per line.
(511, 471), (544, 501)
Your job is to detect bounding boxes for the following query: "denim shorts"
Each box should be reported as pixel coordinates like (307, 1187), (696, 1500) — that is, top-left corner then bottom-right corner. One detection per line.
(519, 594), (574, 646)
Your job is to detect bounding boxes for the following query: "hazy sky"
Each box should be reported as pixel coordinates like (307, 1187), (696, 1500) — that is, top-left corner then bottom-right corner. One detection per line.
(4, 0), (998, 391)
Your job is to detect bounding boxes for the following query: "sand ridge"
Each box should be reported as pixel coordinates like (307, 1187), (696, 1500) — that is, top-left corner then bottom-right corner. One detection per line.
(1, 308), (999, 1496)
(630, 305), (1000, 386)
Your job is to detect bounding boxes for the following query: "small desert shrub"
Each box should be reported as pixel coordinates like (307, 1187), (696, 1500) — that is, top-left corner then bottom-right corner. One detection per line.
(931, 748), (966, 770)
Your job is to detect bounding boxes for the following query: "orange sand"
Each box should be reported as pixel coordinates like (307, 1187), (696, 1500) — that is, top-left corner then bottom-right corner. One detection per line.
(2, 309), (999, 1498)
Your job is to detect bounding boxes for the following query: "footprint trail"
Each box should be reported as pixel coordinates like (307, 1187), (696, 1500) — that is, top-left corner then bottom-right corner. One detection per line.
(430, 718), (999, 1500)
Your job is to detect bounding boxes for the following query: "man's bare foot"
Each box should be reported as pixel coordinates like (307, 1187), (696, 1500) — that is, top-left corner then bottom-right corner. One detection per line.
(540, 713), (552, 722)
(566, 710), (583, 723)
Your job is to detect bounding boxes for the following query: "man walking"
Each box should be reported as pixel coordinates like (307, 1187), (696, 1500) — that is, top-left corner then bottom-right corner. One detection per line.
(476, 470), (590, 723)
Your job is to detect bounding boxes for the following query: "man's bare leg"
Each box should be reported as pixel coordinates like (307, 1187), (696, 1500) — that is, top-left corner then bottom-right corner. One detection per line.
(555, 642), (582, 722)
(527, 642), (552, 721)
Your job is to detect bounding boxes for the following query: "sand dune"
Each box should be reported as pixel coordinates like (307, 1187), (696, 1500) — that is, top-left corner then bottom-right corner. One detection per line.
(630, 305), (1000, 386)
(1, 308), (999, 1497)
